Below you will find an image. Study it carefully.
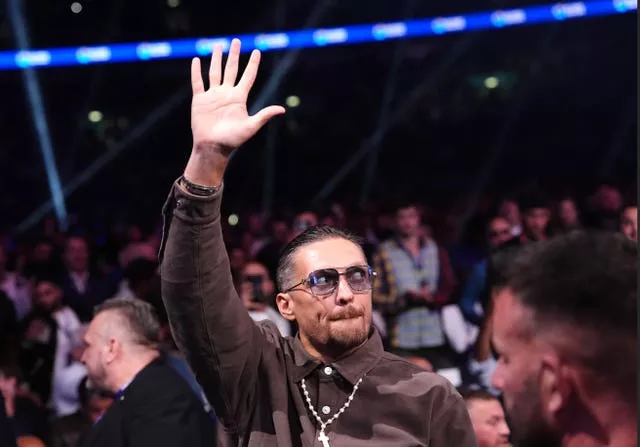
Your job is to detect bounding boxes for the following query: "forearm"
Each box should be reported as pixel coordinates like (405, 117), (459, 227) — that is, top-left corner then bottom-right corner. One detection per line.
(159, 181), (262, 427)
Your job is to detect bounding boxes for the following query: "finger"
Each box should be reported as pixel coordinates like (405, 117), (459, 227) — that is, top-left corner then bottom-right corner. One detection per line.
(237, 49), (260, 96)
(208, 43), (223, 87)
(190, 58), (204, 95)
(248, 105), (286, 133)
(223, 38), (241, 86)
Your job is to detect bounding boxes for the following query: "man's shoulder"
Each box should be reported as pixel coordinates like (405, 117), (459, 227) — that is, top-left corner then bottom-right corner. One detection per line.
(130, 358), (202, 403)
(375, 351), (461, 401)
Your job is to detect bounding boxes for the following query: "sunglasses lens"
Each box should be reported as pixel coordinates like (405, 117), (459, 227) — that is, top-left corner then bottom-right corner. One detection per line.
(309, 269), (339, 296)
(346, 266), (372, 292)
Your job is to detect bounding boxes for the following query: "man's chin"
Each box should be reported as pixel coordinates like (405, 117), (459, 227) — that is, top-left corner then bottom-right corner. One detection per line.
(329, 323), (369, 349)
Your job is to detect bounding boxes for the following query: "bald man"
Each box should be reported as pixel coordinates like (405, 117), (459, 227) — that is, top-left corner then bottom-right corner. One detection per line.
(79, 298), (216, 447)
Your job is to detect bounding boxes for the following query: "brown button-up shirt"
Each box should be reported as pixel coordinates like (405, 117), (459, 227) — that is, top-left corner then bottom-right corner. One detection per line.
(159, 181), (477, 447)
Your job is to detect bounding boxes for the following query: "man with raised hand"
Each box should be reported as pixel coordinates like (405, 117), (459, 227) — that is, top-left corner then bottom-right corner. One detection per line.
(160, 38), (476, 447)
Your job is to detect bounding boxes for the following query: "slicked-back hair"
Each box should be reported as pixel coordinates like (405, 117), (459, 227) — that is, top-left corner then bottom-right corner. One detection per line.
(276, 225), (363, 292)
(491, 231), (637, 405)
(94, 298), (160, 348)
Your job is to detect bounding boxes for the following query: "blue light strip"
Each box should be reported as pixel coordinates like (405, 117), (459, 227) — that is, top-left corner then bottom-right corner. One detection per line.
(0, 0), (634, 70)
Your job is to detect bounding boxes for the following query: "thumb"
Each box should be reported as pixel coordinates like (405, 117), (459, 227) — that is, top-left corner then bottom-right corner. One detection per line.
(248, 105), (286, 133)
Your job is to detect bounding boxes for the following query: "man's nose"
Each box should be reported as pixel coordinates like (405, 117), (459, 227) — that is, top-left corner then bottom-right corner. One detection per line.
(499, 420), (510, 437)
(335, 276), (354, 304)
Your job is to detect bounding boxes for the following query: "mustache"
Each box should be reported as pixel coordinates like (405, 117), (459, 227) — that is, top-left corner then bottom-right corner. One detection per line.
(328, 306), (363, 321)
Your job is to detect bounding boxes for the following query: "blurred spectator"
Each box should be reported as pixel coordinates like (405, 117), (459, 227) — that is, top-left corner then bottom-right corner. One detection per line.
(460, 388), (510, 447)
(51, 378), (114, 447)
(620, 204), (637, 242)
(117, 241), (157, 269)
(241, 212), (267, 259)
(467, 237), (523, 393)
(228, 246), (246, 288)
(239, 261), (291, 336)
(0, 393), (17, 447)
(113, 258), (159, 303)
(255, 217), (290, 283)
(290, 211), (318, 240)
(459, 217), (513, 326)
(0, 365), (49, 445)
(497, 199), (522, 237)
(373, 201), (457, 372)
(0, 245), (31, 321)
(585, 184), (623, 231)
(79, 298), (216, 447)
(22, 239), (58, 285)
(0, 292), (18, 363)
(58, 237), (114, 322)
(519, 192), (550, 243)
(552, 196), (582, 234)
(19, 275), (84, 411)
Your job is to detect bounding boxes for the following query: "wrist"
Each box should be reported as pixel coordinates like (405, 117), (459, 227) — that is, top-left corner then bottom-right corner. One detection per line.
(184, 149), (228, 187)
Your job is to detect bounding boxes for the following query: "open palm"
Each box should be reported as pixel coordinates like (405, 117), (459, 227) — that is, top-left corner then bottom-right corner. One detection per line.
(190, 38), (285, 156)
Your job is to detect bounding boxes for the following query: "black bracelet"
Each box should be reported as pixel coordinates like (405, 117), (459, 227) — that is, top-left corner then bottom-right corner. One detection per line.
(180, 176), (220, 196)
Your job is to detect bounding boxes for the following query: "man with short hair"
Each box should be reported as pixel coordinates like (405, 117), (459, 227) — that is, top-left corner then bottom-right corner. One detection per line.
(459, 216), (514, 326)
(79, 298), (216, 447)
(372, 201), (457, 370)
(460, 389), (510, 447)
(518, 193), (550, 243)
(59, 237), (114, 323)
(160, 39), (476, 446)
(491, 231), (637, 447)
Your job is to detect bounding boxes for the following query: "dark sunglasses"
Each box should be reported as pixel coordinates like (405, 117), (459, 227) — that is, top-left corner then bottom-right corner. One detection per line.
(283, 265), (376, 296)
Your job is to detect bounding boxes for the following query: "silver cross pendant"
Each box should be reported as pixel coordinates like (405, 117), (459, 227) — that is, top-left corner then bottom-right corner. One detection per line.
(318, 431), (330, 447)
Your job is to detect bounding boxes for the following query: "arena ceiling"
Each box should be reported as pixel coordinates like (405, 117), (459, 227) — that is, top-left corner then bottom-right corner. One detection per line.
(0, 0), (636, 231)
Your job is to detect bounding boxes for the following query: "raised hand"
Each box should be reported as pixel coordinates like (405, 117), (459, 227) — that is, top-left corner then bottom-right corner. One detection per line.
(185, 38), (285, 186)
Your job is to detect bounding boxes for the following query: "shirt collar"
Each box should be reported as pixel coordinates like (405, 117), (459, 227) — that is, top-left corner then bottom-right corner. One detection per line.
(291, 328), (384, 386)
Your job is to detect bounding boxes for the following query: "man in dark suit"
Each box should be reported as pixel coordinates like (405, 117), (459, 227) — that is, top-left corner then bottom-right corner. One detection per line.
(78, 298), (216, 447)
(59, 237), (115, 322)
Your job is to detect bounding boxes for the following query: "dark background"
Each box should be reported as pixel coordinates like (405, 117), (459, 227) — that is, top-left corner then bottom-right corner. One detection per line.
(0, 0), (636, 234)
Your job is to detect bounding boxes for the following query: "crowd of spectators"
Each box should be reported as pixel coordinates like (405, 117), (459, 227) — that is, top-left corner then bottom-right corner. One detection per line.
(0, 182), (636, 447)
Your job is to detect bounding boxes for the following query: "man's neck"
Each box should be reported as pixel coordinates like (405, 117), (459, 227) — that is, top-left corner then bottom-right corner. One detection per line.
(110, 349), (159, 393)
(564, 425), (636, 447)
(399, 234), (420, 247)
(563, 401), (636, 447)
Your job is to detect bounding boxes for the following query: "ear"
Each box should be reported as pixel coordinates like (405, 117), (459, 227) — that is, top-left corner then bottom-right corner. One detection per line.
(104, 338), (120, 364)
(276, 292), (296, 322)
(540, 355), (570, 417)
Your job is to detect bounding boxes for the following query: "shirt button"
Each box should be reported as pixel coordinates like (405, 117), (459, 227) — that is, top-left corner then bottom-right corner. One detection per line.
(175, 199), (183, 208)
(322, 406), (331, 415)
(323, 366), (333, 376)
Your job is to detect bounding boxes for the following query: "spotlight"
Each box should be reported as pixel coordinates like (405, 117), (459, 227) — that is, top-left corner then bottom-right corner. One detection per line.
(88, 110), (103, 123)
(484, 76), (499, 89)
(285, 95), (300, 108)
